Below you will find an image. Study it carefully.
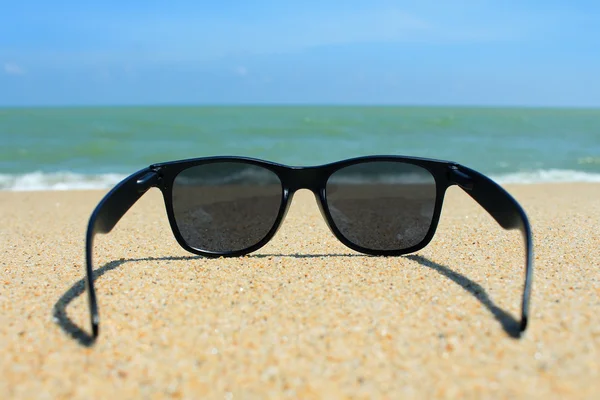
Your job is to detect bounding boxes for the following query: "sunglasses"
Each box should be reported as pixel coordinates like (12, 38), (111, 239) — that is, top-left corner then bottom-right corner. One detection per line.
(85, 155), (533, 340)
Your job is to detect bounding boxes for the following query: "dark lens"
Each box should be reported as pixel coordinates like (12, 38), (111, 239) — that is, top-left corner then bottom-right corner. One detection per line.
(326, 161), (437, 251)
(172, 162), (282, 253)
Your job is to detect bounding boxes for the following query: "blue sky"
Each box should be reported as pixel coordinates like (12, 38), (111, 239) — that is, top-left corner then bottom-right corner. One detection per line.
(1, 0), (599, 107)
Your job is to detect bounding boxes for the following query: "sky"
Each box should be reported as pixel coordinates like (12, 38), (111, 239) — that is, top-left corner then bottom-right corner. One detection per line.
(1, 0), (599, 107)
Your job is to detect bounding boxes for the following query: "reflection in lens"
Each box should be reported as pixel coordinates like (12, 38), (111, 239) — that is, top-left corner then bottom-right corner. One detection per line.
(326, 162), (437, 251)
(172, 162), (282, 252)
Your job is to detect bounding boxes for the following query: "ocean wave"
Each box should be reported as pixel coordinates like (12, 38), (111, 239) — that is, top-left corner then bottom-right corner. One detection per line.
(0, 171), (126, 191)
(1, 169), (600, 191)
(492, 169), (600, 184)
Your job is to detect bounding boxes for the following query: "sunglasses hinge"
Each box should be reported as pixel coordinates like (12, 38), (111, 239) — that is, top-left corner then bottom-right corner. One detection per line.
(136, 171), (161, 193)
(449, 166), (474, 191)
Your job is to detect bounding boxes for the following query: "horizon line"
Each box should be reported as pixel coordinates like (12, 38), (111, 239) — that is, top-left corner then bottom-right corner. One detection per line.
(1, 103), (600, 110)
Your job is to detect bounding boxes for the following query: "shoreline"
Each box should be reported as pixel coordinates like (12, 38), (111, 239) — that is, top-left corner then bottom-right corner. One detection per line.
(0, 177), (600, 193)
(1, 181), (599, 194)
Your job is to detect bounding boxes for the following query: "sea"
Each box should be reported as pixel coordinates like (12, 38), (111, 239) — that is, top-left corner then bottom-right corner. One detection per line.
(1, 106), (599, 191)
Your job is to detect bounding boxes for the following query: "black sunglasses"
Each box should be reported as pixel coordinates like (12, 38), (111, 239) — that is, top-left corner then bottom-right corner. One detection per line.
(85, 155), (533, 340)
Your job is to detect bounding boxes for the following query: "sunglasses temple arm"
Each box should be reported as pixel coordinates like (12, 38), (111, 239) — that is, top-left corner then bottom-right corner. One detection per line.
(85, 167), (159, 340)
(451, 165), (534, 333)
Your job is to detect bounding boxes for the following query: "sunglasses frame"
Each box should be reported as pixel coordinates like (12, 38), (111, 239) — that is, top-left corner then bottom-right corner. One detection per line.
(85, 155), (533, 341)
(157, 156), (449, 258)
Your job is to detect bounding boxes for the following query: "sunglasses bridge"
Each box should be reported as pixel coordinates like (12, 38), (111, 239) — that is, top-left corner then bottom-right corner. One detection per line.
(280, 166), (330, 193)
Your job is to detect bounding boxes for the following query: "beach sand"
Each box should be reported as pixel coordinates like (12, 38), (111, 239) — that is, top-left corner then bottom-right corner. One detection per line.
(1, 184), (598, 399)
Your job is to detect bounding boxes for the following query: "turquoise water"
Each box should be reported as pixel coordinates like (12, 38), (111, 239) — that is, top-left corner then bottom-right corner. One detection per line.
(1, 106), (599, 190)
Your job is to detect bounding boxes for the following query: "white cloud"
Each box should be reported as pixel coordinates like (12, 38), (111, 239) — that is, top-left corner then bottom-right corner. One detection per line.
(4, 62), (25, 75)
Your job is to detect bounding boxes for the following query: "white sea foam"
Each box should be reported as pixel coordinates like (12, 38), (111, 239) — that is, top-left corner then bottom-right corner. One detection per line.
(492, 169), (600, 184)
(0, 171), (126, 191)
(1, 169), (600, 191)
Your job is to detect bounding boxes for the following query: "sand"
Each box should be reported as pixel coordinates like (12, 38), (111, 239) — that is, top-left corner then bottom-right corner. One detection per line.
(1, 184), (599, 399)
